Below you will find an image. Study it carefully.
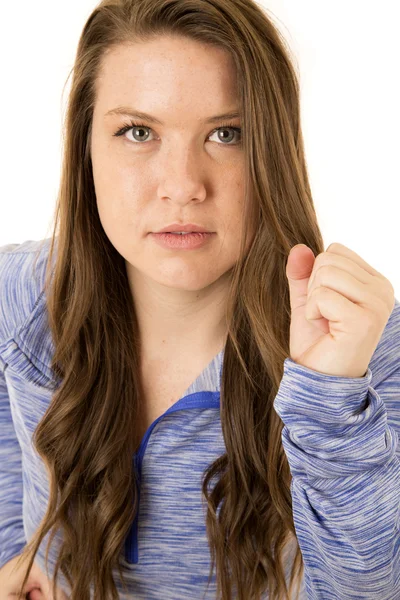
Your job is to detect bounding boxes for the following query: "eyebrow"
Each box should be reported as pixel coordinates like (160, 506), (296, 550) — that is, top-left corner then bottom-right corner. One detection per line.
(105, 106), (241, 125)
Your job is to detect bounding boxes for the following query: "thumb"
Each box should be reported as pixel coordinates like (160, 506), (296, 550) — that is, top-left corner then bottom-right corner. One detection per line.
(286, 244), (316, 310)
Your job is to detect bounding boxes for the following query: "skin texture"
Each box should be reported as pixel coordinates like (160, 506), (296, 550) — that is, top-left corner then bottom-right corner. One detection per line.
(90, 35), (256, 362)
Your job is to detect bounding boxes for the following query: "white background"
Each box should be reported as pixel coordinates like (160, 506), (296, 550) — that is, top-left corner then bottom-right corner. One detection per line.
(1, 1), (399, 296)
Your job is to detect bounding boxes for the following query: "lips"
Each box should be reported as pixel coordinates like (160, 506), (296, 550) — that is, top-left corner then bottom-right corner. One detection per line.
(155, 223), (212, 233)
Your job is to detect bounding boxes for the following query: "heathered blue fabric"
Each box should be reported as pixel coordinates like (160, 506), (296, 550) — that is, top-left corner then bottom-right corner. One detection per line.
(1, 238), (400, 599)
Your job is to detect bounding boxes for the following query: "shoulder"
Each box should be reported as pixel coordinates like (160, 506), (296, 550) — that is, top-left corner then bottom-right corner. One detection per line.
(0, 238), (53, 344)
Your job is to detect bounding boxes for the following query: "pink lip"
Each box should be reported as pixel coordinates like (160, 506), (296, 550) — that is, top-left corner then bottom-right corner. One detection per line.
(155, 223), (212, 233)
(151, 231), (215, 250)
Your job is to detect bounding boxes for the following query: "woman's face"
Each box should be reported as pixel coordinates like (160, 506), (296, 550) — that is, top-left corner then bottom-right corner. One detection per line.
(90, 35), (253, 294)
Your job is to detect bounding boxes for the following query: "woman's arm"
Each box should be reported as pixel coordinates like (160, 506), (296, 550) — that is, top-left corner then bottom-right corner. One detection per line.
(273, 307), (400, 600)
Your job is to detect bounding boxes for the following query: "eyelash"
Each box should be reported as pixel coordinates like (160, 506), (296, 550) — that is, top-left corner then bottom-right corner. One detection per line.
(113, 120), (242, 146)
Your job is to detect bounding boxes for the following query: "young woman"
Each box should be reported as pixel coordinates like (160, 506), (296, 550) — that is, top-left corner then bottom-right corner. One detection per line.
(0, 0), (398, 599)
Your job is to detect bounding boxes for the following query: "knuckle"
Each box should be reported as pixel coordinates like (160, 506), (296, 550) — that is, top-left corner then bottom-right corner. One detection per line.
(327, 242), (341, 252)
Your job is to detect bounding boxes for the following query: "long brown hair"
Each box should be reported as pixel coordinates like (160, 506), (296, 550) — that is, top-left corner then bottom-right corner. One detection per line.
(15, 0), (324, 598)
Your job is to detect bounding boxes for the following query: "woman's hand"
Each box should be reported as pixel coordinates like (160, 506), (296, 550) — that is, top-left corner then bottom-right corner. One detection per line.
(0, 553), (68, 599)
(285, 242), (395, 378)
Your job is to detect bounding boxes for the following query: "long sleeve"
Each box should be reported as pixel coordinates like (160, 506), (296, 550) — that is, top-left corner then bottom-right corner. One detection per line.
(273, 305), (400, 599)
(0, 360), (26, 571)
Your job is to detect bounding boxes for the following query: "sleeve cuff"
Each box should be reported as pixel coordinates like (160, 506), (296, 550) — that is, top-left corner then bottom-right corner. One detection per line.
(273, 357), (399, 481)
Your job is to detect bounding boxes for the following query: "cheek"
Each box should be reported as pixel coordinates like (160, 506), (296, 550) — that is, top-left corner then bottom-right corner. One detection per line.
(93, 163), (145, 220)
(94, 172), (139, 223)
(98, 201), (137, 235)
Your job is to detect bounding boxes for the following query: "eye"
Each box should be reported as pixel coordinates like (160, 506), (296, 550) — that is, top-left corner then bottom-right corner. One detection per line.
(113, 121), (242, 146)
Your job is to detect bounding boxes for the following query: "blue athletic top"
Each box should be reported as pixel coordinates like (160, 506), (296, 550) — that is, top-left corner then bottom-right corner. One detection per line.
(1, 238), (400, 599)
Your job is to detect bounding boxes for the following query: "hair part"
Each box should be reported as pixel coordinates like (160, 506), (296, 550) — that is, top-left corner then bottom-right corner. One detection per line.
(15, 0), (324, 598)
